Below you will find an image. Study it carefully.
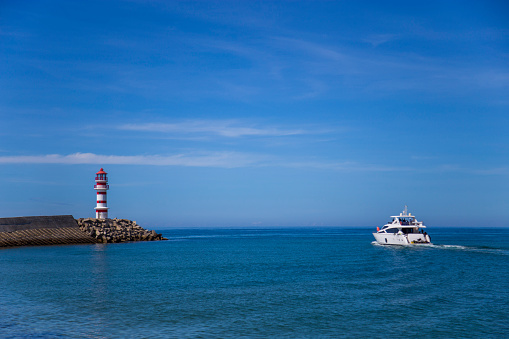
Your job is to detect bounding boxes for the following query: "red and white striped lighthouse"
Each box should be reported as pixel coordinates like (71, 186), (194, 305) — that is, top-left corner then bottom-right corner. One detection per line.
(94, 168), (109, 219)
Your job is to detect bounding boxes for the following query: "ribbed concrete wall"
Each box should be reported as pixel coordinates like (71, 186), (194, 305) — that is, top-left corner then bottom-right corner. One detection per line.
(0, 215), (98, 247)
(0, 215), (78, 232)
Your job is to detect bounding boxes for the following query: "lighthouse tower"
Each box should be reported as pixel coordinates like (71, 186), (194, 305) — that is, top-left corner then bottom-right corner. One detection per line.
(94, 168), (109, 219)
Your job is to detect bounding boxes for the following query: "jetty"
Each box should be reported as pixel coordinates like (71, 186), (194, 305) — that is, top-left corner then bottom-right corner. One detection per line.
(0, 215), (97, 247)
(76, 217), (166, 243)
(0, 215), (166, 247)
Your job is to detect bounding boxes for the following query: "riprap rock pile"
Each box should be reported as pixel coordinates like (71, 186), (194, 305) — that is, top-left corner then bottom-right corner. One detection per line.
(76, 218), (167, 243)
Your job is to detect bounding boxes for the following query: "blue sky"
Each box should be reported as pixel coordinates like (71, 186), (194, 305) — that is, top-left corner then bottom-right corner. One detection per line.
(1, 0), (508, 228)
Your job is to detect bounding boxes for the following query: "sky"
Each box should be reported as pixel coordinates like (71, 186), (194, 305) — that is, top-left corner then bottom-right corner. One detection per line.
(1, 0), (508, 228)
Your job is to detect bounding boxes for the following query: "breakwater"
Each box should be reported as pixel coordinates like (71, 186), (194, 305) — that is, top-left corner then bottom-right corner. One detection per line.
(0, 215), (97, 247)
(0, 215), (167, 247)
(76, 218), (167, 243)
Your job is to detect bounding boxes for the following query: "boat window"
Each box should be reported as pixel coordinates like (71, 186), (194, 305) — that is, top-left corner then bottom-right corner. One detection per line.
(386, 228), (398, 233)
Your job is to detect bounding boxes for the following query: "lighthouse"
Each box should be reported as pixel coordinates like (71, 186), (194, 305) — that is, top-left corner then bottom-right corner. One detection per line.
(94, 168), (109, 219)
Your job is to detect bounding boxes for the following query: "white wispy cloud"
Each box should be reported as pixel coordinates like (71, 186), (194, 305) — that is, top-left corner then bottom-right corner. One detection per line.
(470, 167), (509, 175)
(0, 152), (267, 168)
(270, 36), (347, 62)
(363, 34), (400, 47)
(117, 120), (309, 138)
(0, 152), (406, 172)
(279, 161), (414, 172)
(1, 153), (505, 175)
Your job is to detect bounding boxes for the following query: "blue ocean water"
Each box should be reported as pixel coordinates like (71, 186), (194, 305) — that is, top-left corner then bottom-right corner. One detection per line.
(0, 227), (508, 338)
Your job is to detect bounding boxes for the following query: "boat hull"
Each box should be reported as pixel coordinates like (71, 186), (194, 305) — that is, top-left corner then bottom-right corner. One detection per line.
(373, 232), (431, 245)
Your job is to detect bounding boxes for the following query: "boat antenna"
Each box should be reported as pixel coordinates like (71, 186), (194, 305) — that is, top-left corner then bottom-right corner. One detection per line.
(404, 205), (408, 215)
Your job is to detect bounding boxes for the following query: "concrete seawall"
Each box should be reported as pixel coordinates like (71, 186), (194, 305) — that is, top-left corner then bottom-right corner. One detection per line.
(0, 215), (167, 247)
(0, 215), (98, 247)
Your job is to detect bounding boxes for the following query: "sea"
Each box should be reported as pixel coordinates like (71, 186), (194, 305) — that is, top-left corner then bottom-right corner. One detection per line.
(1, 227), (508, 338)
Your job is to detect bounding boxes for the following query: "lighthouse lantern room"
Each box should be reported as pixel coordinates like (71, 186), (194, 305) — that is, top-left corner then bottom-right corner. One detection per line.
(94, 168), (109, 219)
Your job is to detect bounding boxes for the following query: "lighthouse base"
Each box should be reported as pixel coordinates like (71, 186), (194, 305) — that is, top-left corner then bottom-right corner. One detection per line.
(95, 208), (109, 219)
(96, 211), (108, 219)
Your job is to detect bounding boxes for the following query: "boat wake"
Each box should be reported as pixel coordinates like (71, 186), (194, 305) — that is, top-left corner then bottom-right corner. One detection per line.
(372, 241), (508, 255)
(429, 244), (509, 255)
(429, 244), (467, 250)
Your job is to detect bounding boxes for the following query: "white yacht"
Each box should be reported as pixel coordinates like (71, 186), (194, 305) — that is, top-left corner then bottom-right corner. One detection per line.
(373, 206), (431, 245)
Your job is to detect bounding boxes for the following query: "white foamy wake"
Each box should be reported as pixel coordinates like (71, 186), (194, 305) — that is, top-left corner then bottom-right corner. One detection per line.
(429, 244), (468, 250)
(420, 243), (508, 255)
(371, 242), (508, 255)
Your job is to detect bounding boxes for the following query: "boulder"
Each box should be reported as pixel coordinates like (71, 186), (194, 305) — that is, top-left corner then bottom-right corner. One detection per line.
(75, 217), (167, 243)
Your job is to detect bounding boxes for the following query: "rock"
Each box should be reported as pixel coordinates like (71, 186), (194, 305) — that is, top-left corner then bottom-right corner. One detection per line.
(75, 217), (167, 243)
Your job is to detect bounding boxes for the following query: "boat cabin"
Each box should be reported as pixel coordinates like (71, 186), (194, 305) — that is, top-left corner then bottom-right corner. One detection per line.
(379, 208), (426, 234)
(381, 224), (424, 232)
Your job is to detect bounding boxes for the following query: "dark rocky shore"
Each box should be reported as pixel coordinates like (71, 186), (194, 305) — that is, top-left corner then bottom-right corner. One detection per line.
(0, 215), (167, 247)
(76, 218), (167, 243)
